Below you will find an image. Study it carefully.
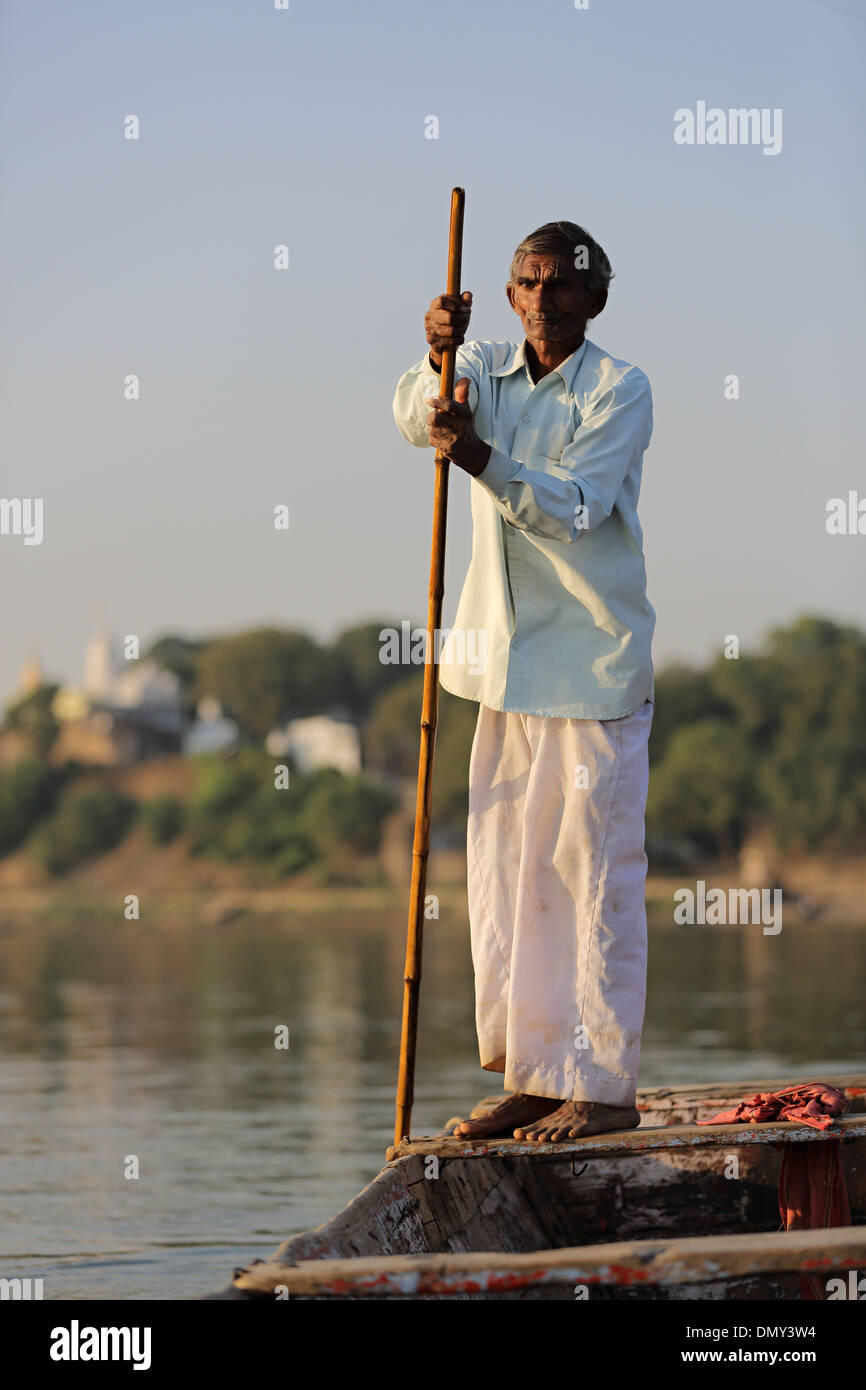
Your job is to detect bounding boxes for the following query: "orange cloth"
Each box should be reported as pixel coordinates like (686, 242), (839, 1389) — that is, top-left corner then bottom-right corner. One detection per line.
(779, 1140), (850, 1298)
(697, 1082), (846, 1130)
(699, 1082), (849, 1301)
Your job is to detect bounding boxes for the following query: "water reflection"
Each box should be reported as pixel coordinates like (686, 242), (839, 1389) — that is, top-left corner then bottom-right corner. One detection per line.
(0, 914), (862, 1298)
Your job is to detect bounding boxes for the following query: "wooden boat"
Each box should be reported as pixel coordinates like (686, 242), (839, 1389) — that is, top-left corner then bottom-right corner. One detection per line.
(207, 1073), (866, 1299)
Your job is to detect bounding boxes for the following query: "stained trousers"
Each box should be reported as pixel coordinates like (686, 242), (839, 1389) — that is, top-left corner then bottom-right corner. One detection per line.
(466, 699), (653, 1107)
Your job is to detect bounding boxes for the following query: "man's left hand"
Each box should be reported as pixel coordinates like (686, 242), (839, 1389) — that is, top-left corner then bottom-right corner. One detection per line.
(425, 378), (491, 476)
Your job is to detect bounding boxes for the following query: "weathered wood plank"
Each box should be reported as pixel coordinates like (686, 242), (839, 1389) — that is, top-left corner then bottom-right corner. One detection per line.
(635, 1075), (866, 1125)
(232, 1224), (866, 1297)
(387, 1113), (866, 1162)
(635, 1073), (866, 1104)
(268, 1159), (428, 1265)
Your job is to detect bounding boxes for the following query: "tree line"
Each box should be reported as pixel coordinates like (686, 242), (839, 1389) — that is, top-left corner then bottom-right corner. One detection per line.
(1, 614), (863, 876)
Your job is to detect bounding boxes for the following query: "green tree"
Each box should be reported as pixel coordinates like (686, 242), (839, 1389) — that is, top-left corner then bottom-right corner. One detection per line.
(186, 752), (264, 856)
(147, 636), (203, 712)
(3, 683), (60, 759)
(185, 749), (394, 877)
(141, 794), (186, 845)
(0, 760), (58, 856)
(648, 665), (728, 765)
(749, 618), (866, 850)
(331, 620), (421, 716)
(363, 674), (425, 777)
(299, 768), (397, 856)
(363, 673), (477, 831)
(33, 786), (137, 875)
(647, 617), (866, 854)
(192, 629), (342, 738)
(646, 719), (752, 857)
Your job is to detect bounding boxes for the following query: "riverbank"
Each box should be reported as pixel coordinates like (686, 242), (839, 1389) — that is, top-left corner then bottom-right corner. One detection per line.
(0, 850), (863, 926)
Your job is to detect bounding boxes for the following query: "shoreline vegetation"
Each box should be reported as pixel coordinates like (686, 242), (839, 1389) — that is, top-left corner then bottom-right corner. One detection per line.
(1, 614), (864, 925)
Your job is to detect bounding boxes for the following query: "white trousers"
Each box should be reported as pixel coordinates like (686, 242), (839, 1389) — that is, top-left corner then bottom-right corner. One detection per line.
(466, 699), (653, 1107)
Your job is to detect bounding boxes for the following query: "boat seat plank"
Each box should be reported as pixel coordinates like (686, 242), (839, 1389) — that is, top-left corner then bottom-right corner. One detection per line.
(387, 1113), (866, 1162)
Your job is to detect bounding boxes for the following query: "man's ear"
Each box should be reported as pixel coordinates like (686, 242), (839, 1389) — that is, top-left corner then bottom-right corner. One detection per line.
(588, 287), (608, 320)
(506, 282), (519, 314)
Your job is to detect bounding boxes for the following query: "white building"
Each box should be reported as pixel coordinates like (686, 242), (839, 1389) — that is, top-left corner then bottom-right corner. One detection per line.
(266, 714), (362, 775)
(182, 696), (240, 756)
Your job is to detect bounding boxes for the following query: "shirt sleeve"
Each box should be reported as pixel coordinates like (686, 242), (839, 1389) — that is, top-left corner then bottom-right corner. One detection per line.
(392, 346), (482, 448)
(473, 369), (653, 543)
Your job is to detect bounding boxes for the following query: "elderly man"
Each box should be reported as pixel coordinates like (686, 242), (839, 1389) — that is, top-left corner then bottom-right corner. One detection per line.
(392, 221), (655, 1142)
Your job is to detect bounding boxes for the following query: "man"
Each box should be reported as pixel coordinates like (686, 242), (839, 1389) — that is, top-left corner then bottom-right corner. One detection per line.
(392, 221), (655, 1142)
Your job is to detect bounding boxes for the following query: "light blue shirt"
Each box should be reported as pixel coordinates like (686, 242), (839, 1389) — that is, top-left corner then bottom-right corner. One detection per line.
(393, 336), (655, 720)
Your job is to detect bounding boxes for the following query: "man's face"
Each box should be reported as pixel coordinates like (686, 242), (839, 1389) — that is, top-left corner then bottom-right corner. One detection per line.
(506, 253), (603, 347)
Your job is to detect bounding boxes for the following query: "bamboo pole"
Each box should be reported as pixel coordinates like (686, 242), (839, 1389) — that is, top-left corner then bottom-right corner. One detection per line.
(394, 187), (465, 1147)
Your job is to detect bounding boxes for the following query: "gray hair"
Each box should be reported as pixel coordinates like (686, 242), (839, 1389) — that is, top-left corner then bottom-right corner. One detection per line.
(509, 221), (613, 295)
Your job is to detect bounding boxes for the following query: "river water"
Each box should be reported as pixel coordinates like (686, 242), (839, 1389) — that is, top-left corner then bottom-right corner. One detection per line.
(0, 912), (863, 1299)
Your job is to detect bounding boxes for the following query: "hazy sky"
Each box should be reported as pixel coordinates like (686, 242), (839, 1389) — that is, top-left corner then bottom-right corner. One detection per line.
(2, 0), (864, 701)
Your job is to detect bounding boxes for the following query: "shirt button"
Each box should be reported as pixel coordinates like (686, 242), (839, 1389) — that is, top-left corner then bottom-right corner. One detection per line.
(521, 413), (531, 423)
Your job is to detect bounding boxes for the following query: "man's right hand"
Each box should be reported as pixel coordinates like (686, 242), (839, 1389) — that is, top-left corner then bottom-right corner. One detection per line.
(425, 291), (472, 369)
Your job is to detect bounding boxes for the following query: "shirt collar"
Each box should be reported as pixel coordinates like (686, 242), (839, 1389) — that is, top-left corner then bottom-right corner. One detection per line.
(489, 337), (590, 391)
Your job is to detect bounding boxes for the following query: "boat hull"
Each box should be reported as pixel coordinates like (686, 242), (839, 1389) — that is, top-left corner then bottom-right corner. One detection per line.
(207, 1074), (866, 1300)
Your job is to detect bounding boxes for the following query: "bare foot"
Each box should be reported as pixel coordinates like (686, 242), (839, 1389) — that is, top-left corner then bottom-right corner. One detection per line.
(452, 1092), (561, 1138)
(514, 1101), (640, 1142)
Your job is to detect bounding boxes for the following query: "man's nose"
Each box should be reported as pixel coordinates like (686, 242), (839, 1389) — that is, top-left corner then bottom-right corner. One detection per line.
(530, 284), (554, 309)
